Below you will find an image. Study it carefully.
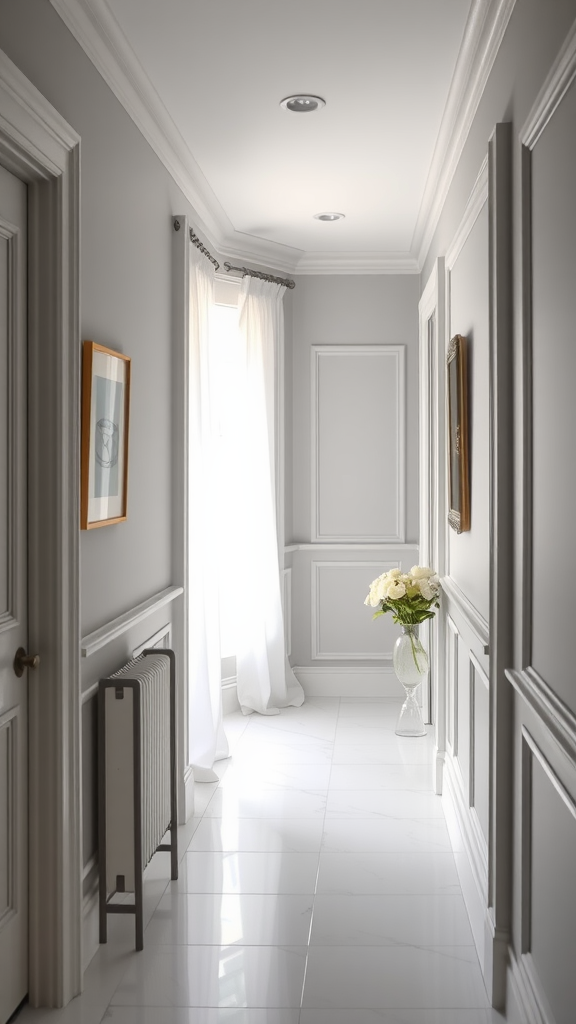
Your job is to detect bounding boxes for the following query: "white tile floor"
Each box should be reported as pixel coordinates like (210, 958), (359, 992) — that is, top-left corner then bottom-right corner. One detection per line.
(18, 697), (507, 1024)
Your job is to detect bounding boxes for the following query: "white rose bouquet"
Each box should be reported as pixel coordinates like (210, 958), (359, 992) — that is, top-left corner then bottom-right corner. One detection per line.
(364, 565), (440, 625)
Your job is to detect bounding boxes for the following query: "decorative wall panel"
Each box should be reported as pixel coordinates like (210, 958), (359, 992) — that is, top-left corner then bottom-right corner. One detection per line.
(311, 346), (405, 543)
(312, 561), (398, 660)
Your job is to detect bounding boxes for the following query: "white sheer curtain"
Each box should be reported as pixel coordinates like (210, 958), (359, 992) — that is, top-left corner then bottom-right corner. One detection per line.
(235, 276), (305, 715)
(188, 246), (229, 779)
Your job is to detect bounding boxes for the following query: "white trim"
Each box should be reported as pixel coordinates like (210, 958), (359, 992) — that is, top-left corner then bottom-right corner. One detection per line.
(295, 252), (420, 274)
(443, 757), (490, 970)
(445, 156), (489, 272)
(442, 575), (490, 654)
(81, 681), (99, 705)
(222, 680), (241, 716)
(49, 0), (514, 274)
(183, 765), (195, 822)
(507, 949), (553, 1024)
(508, 668), (576, 769)
(0, 48), (82, 1008)
(281, 568), (292, 658)
(523, 726), (576, 823)
(515, 728), (575, 1024)
(172, 216), (192, 826)
(414, 0), (517, 268)
(311, 560), (397, 662)
(311, 345), (405, 543)
(418, 258), (446, 729)
(285, 543), (418, 553)
(293, 665), (399, 698)
(80, 585), (183, 657)
(521, 13), (576, 149)
(49, 0), (231, 253)
(132, 622), (172, 659)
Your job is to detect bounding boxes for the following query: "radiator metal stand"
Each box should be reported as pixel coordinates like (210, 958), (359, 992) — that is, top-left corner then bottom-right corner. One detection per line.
(98, 649), (178, 951)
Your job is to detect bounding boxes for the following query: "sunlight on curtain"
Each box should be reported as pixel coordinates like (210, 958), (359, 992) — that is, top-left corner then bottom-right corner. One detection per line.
(188, 247), (229, 778)
(235, 276), (304, 715)
(210, 302), (243, 659)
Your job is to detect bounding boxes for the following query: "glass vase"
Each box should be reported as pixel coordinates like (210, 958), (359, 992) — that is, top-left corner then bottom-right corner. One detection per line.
(393, 624), (428, 737)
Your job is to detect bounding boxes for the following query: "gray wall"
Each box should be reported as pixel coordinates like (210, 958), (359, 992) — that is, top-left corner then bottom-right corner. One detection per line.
(0, 0), (210, 943)
(420, 0), (576, 1016)
(288, 274), (420, 691)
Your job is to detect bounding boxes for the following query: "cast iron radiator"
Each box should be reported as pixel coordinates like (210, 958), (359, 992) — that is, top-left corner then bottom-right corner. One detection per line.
(98, 648), (178, 950)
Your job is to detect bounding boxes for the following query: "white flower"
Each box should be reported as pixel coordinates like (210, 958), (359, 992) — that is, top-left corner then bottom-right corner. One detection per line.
(419, 579), (435, 600)
(388, 568), (402, 579)
(410, 565), (434, 580)
(387, 580), (406, 600)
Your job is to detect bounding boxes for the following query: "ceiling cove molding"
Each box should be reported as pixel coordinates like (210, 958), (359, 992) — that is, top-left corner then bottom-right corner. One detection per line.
(51, 0), (515, 275)
(48, 0), (302, 272)
(295, 252), (420, 275)
(49, 0), (232, 249)
(412, 0), (517, 269)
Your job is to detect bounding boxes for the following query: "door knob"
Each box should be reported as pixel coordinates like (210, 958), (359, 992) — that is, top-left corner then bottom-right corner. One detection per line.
(13, 647), (40, 677)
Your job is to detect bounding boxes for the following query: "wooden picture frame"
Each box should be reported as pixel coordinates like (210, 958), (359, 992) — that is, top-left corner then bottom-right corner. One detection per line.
(447, 334), (470, 533)
(81, 341), (131, 529)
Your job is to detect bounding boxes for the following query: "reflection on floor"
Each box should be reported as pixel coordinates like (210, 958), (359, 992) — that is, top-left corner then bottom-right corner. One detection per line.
(19, 697), (507, 1023)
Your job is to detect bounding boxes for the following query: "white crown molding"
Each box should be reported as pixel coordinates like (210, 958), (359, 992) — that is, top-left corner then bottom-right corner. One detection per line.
(445, 155), (489, 271)
(521, 11), (576, 149)
(50, 0), (514, 275)
(413, 0), (517, 269)
(295, 252), (420, 275)
(48, 0), (232, 240)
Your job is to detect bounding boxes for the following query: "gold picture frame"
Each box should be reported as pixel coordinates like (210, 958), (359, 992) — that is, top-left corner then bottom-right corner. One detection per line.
(81, 340), (131, 529)
(447, 334), (470, 533)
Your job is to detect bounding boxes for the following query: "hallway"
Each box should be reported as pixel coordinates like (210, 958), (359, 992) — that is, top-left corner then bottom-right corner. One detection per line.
(20, 697), (504, 1022)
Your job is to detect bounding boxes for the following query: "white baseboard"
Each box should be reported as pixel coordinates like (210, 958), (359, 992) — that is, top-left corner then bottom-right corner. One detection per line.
(507, 949), (552, 1024)
(183, 764), (195, 822)
(293, 665), (400, 697)
(82, 887), (99, 973)
(222, 678), (240, 715)
(442, 762), (487, 969)
(442, 756), (509, 1008)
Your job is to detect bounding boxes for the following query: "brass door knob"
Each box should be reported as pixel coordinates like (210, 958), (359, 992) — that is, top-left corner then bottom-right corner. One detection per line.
(14, 647), (40, 678)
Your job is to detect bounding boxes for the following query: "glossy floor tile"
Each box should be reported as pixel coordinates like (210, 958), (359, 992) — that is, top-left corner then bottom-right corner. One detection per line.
(173, 850), (320, 894)
(302, 945), (488, 1009)
(19, 697), (500, 1023)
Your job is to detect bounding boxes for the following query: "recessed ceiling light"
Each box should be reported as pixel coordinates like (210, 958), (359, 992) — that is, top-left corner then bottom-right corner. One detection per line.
(280, 94), (326, 113)
(314, 212), (345, 222)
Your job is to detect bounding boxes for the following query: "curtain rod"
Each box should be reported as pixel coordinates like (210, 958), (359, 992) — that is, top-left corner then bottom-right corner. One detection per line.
(172, 219), (295, 288)
(224, 262), (295, 290)
(172, 219), (221, 270)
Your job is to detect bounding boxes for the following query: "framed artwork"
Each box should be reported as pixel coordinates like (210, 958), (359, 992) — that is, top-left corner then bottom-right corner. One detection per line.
(447, 334), (470, 534)
(81, 341), (131, 529)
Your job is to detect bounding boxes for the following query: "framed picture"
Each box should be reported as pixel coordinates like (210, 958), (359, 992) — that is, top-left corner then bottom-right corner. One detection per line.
(447, 334), (470, 533)
(81, 341), (131, 529)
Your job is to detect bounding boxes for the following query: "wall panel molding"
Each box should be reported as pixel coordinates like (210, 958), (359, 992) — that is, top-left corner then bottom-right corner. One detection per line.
(285, 543), (418, 553)
(442, 575), (490, 653)
(311, 345), (405, 543)
(80, 585), (183, 658)
(508, 668), (576, 770)
(517, 727), (576, 1024)
(311, 560), (397, 661)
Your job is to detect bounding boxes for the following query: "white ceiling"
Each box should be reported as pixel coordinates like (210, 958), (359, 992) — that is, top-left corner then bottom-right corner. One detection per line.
(52, 0), (512, 271)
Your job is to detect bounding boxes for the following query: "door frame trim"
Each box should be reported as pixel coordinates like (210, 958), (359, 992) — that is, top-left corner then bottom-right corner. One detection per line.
(0, 51), (82, 1007)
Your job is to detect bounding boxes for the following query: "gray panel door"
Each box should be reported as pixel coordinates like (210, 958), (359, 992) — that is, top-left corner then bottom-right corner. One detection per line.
(0, 162), (28, 1023)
